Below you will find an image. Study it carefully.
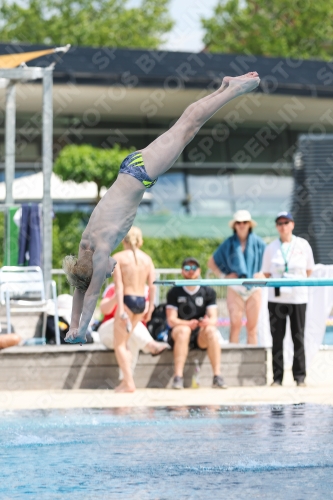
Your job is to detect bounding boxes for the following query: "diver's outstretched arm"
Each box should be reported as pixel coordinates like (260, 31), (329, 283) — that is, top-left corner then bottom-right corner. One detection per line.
(70, 288), (84, 328)
(66, 248), (109, 343)
(65, 288), (85, 340)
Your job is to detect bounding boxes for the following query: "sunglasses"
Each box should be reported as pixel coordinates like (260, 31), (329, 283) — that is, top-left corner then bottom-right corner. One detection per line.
(276, 220), (291, 226)
(235, 221), (250, 225)
(183, 265), (199, 271)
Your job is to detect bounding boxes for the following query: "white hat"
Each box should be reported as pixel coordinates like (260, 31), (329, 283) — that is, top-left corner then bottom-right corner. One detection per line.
(229, 210), (257, 228)
(46, 294), (73, 324)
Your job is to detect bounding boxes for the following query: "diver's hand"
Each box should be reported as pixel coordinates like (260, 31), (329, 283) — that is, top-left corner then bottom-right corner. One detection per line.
(65, 328), (87, 344)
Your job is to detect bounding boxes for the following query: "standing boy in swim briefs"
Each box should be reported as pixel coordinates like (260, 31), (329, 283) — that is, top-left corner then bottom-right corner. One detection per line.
(63, 72), (261, 343)
(111, 226), (167, 392)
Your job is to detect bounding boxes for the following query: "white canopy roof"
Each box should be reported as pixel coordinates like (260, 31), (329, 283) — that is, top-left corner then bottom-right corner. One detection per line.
(0, 172), (97, 202)
(0, 171), (153, 203)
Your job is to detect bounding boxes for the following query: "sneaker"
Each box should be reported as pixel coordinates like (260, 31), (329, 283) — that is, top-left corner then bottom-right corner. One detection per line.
(172, 376), (184, 390)
(212, 375), (228, 389)
(271, 381), (282, 387)
(296, 381), (306, 387)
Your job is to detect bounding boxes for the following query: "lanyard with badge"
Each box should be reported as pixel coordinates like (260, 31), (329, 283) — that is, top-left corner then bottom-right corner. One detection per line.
(275, 236), (296, 296)
(280, 235), (295, 275)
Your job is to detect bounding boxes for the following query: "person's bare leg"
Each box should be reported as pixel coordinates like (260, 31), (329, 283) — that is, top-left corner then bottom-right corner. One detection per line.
(245, 290), (262, 345)
(227, 288), (245, 343)
(125, 309), (144, 335)
(141, 73), (260, 180)
(113, 312), (135, 392)
(197, 327), (221, 375)
(0, 333), (21, 349)
(172, 325), (191, 377)
(129, 320), (170, 355)
(145, 340), (170, 355)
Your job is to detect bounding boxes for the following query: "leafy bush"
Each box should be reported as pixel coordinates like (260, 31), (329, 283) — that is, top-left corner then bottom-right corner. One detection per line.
(52, 212), (221, 275)
(139, 236), (220, 275)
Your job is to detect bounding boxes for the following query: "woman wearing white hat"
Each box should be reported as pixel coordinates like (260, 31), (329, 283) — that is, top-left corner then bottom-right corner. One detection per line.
(208, 210), (266, 344)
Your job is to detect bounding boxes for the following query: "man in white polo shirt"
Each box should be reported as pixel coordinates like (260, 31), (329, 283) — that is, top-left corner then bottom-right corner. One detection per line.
(262, 212), (315, 387)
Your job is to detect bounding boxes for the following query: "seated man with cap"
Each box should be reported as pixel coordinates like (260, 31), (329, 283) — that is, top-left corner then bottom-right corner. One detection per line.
(166, 257), (227, 389)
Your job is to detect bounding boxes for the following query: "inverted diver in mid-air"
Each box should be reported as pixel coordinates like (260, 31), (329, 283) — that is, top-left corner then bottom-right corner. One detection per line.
(63, 72), (260, 343)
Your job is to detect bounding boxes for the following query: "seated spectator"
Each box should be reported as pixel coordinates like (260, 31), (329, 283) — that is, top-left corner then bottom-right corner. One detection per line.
(208, 210), (266, 345)
(98, 282), (169, 378)
(166, 257), (227, 390)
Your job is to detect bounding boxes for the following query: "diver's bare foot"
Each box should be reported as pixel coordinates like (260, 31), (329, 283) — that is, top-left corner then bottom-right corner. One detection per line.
(146, 340), (171, 356)
(227, 74), (260, 95)
(114, 380), (136, 393)
(65, 328), (87, 344)
(221, 72), (259, 92)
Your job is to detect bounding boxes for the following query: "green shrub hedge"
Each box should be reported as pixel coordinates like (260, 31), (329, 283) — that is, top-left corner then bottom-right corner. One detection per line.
(52, 212), (221, 274)
(0, 211), (222, 276)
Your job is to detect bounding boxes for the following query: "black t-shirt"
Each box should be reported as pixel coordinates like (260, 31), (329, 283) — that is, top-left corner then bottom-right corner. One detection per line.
(166, 286), (217, 321)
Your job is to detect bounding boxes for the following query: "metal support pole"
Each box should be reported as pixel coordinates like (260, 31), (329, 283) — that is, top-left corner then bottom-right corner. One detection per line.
(5, 286), (11, 334)
(5, 82), (16, 205)
(51, 280), (61, 345)
(42, 68), (53, 295)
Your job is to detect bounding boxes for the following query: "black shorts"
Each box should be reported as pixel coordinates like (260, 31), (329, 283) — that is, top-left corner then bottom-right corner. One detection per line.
(167, 327), (205, 351)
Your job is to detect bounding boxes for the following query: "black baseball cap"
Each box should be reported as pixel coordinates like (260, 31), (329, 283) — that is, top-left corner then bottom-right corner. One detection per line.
(182, 257), (200, 268)
(275, 211), (294, 223)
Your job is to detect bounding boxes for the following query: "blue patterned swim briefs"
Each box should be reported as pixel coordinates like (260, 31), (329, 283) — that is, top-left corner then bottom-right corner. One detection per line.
(119, 151), (157, 189)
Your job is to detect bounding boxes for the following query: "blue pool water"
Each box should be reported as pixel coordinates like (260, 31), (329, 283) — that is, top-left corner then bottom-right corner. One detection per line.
(1, 405), (333, 499)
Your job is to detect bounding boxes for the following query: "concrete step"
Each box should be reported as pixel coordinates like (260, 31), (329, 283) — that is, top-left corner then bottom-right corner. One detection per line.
(0, 344), (267, 390)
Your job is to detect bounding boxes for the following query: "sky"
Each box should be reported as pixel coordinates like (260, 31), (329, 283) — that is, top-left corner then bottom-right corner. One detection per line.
(128, 0), (218, 52)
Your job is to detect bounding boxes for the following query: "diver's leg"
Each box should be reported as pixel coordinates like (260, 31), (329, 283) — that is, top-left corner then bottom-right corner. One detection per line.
(141, 73), (260, 180)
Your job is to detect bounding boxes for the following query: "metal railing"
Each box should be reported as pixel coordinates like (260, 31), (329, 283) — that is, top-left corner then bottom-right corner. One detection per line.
(52, 268), (184, 303)
(52, 268), (228, 316)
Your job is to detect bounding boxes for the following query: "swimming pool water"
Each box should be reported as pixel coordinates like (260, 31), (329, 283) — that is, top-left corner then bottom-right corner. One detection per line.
(1, 404), (333, 499)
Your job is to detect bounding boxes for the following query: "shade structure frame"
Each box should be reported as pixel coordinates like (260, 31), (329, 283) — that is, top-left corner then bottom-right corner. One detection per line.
(0, 66), (54, 293)
(154, 278), (333, 287)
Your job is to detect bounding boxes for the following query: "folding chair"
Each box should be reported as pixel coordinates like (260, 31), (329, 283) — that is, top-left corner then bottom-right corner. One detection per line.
(0, 266), (61, 344)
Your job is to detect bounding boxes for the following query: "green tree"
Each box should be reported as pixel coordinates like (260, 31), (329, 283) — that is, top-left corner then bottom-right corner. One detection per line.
(0, 0), (173, 48)
(202, 0), (333, 60)
(53, 144), (134, 200)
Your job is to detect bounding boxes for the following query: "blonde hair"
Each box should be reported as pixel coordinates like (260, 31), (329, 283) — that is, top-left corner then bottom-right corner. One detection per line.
(62, 251), (93, 292)
(123, 226), (143, 264)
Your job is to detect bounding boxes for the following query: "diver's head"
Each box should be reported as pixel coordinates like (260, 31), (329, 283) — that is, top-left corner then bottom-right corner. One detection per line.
(62, 251), (93, 292)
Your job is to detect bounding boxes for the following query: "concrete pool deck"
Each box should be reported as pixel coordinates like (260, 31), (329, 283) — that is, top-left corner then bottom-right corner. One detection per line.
(0, 347), (332, 410)
(0, 383), (333, 410)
